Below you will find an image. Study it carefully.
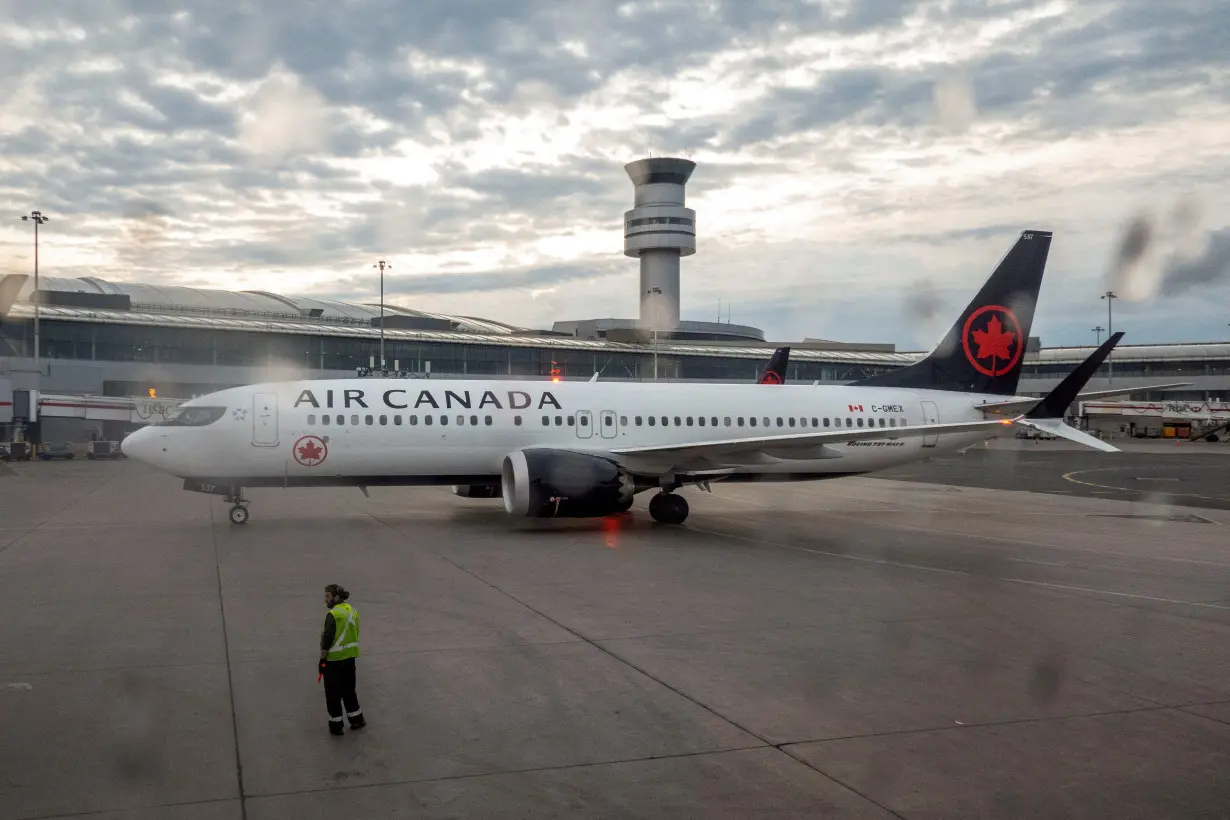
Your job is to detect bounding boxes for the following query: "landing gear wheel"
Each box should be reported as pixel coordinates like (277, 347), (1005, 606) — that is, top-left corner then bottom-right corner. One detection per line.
(648, 492), (689, 525)
(229, 505), (250, 525)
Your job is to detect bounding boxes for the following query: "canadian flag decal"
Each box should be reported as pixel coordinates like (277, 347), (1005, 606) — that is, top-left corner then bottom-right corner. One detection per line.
(848, 404), (864, 412)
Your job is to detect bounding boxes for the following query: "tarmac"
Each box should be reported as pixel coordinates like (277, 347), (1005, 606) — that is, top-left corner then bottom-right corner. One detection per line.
(1, 439), (1229, 819)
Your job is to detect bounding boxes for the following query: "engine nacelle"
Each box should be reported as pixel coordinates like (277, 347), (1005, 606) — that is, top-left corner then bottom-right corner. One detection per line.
(501, 449), (635, 518)
(452, 483), (501, 498)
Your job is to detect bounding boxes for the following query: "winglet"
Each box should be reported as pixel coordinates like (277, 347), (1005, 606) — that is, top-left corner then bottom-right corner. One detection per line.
(1013, 330), (1126, 452)
(1027, 331), (1124, 419)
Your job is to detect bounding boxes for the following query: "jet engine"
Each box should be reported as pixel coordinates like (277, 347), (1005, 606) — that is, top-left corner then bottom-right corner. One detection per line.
(452, 483), (501, 498)
(501, 449), (635, 518)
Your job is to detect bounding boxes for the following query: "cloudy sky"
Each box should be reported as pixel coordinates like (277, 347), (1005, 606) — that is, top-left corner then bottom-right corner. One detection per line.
(2, 0), (1228, 348)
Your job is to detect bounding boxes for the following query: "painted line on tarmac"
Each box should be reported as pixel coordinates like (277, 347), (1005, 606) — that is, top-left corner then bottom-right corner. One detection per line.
(687, 521), (1230, 612)
(1001, 578), (1230, 611)
(699, 492), (1230, 568)
(1064, 467), (1228, 502)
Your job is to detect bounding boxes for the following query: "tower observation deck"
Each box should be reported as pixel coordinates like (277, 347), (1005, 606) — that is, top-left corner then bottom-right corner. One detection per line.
(623, 157), (696, 332)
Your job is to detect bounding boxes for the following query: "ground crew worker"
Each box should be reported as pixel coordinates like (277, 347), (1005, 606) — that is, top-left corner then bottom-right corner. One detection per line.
(319, 583), (365, 735)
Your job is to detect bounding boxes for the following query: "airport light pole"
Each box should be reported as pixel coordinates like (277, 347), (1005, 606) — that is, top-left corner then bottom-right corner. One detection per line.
(1092, 325), (1104, 345)
(1101, 291), (1117, 382)
(373, 260), (391, 371)
(19, 210), (48, 374)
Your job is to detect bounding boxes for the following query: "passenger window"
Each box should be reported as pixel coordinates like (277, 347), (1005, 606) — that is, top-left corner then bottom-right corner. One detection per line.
(788, 418), (796, 427)
(514, 415), (523, 426)
(674, 416), (681, 426)
(763, 417), (770, 427)
(425, 416), (432, 426)
(441, 416), (448, 426)
(698, 416), (705, 426)
(888, 418), (895, 427)
(620, 416), (628, 426)
(857, 418), (864, 428)
(347, 415), (356, 425)
(750, 417), (757, 427)
(711, 417), (718, 427)
(321, 415), (330, 426)
(394, 416), (402, 426)
(308, 414), (316, 425)
(379, 415), (387, 426)
(604, 416), (613, 426)
(776, 417), (783, 427)
(336, 415), (344, 425)
(469, 415), (478, 426)
(661, 416), (668, 426)
(845, 418), (852, 427)
(724, 417), (731, 426)
(484, 416), (492, 426)
(686, 417), (693, 426)
(648, 416), (656, 426)
(812, 417), (819, 427)
(635, 416), (643, 425)
(542, 415), (550, 426)
(555, 416), (563, 426)
(409, 415), (418, 425)
(879, 418), (886, 427)
(823, 418), (830, 427)
(567, 415), (575, 426)
(365, 415), (373, 425)
(580, 416), (589, 426)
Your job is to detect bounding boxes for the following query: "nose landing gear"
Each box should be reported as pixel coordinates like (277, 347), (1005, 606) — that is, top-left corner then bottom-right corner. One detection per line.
(648, 491), (689, 525)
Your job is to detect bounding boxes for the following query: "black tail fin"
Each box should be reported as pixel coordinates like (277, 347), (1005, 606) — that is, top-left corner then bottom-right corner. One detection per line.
(853, 230), (1052, 396)
(1027, 331), (1123, 419)
(759, 347), (790, 384)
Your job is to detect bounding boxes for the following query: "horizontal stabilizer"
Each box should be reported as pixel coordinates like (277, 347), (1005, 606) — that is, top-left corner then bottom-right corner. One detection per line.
(1070, 382), (1193, 401)
(977, 381), (1194, 415)
(1014, 418), (1119, 452)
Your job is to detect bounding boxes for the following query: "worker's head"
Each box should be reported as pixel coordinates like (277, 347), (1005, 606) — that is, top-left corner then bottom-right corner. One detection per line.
(324, 584), (349, 607)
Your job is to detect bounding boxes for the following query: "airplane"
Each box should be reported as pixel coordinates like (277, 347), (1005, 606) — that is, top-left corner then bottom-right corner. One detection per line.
(120, 229), (1190, 526)
(452, 346), (793, 500)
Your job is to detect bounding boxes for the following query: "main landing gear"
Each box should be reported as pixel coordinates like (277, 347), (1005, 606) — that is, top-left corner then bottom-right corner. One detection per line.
(648, 491), (689, 525)
(224, 489), (250, 525)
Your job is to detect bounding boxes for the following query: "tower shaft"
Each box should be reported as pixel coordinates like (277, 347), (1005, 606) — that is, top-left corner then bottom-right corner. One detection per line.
(623, 158), (696, 332)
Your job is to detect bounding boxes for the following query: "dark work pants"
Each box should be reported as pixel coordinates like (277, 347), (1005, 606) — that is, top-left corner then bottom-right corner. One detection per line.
(323, 658), (361, 724)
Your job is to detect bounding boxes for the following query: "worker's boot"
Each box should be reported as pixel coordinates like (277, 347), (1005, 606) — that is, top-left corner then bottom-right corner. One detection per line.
(328, 720), (344, 736)
(348, 713), (366, 730)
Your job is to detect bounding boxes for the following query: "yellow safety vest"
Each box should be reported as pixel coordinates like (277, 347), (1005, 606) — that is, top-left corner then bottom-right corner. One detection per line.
(326, 602), (360, 661)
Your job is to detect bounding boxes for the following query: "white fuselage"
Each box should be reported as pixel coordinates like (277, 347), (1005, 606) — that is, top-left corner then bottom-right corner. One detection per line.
(121, 378), (1006, 484)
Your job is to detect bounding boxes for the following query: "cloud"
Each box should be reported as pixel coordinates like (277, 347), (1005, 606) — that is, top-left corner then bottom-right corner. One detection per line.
(236, 69), (331, 163)
(0, 0), (1228, 347)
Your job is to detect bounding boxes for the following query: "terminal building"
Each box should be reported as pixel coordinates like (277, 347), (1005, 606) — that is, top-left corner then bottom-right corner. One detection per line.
(4, 156), (1229, 446)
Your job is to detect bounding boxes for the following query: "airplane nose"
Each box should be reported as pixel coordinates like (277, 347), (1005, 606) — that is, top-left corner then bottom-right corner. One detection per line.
(120, 427), (153, 462)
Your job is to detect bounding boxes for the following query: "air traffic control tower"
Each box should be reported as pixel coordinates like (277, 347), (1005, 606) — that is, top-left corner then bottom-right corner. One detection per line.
(623, 157), (696, 332)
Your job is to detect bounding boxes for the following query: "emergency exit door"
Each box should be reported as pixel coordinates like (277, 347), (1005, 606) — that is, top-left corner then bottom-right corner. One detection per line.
(252, 392), (279, 446)
(599, 410), (617, 439)
(920, 400), (939, 448)
(575, 410), (593, 439)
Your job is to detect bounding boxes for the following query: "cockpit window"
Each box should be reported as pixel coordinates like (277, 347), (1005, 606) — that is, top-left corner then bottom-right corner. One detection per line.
(160, 406), (227, 427)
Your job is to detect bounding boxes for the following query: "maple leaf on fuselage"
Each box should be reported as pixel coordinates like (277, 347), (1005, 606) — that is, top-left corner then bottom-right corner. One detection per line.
(971, 315), (1016, 361)
(298, 440), (323, 462)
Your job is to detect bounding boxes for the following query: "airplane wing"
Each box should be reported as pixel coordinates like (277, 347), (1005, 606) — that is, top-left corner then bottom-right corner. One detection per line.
(608, 418), (1012, 462)
(976, 382), (1193, 415)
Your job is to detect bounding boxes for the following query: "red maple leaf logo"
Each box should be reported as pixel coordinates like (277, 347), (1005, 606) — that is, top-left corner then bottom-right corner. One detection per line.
(970, 314), (1015, 361)
(295, 437), (326, 466)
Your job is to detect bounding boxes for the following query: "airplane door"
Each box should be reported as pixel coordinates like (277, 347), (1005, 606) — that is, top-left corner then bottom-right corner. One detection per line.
(252, 392), (279, 446)
(920, 400), (939, 448)
(575, 410), (593, 439)
(599, 410), (617, 439)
